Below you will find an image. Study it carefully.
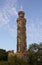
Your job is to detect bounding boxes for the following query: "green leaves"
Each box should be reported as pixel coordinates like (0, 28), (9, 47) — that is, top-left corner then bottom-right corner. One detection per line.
(29, 43), (42, 65)
(0, 49), (8, 61)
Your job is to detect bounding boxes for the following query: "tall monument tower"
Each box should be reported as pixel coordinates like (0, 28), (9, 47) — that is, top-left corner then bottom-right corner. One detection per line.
(17, 11), (27, 53)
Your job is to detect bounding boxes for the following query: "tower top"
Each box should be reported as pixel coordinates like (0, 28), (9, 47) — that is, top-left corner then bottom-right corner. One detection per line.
(18, 11), (25, 18)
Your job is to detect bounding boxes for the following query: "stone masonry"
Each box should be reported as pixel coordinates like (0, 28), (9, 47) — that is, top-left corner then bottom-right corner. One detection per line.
(17, 11), (27, 53)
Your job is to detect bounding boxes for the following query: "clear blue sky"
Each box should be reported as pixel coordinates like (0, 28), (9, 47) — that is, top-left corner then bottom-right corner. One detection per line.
(0, 0), (42, 52)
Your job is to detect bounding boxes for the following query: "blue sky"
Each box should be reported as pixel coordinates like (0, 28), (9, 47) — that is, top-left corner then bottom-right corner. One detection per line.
(0, 0), (42, 52)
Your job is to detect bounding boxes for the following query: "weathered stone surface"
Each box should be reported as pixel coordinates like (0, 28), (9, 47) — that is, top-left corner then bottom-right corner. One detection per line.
(17, 11), (27, 53)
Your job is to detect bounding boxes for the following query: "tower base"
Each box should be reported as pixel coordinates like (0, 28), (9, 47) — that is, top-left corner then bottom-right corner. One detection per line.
(15, 50), (31, 61)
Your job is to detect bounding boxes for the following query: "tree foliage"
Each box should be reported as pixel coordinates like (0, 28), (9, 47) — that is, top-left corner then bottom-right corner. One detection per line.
(0, 49), (8, 61)
(29, 43), (42, 65)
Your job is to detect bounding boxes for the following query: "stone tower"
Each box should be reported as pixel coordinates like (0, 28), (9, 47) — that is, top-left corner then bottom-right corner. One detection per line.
(17, 11), (27, 53)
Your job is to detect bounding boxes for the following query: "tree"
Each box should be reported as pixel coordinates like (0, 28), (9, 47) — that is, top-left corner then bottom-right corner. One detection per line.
(0, 49), (8, 61)
(29, 43), (42, 65)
